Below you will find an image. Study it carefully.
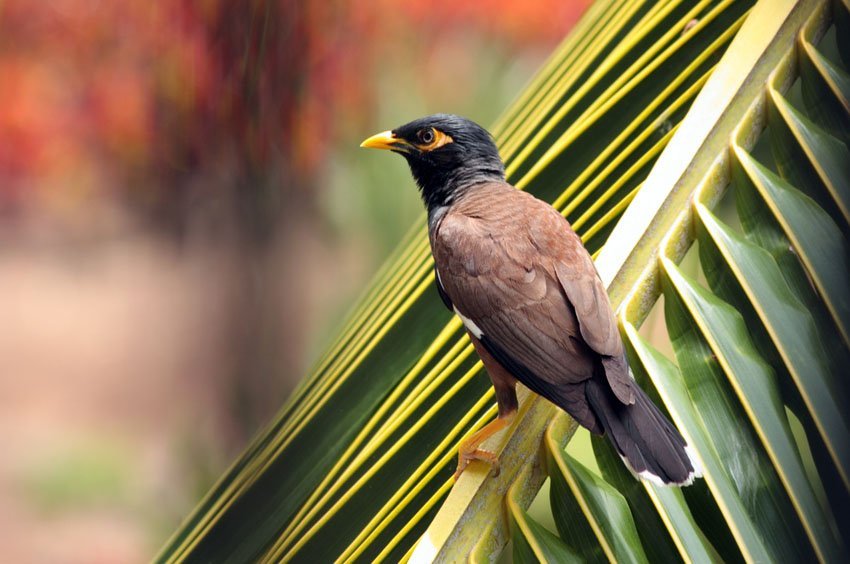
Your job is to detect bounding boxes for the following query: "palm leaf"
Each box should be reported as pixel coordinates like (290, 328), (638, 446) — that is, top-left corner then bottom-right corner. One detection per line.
(158, 0), (849, 561)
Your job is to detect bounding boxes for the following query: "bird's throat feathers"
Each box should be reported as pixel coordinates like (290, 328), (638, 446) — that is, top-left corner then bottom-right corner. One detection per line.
(409, 154), (505, 213)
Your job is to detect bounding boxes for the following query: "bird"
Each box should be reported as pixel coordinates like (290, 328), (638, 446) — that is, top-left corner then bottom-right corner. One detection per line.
(361, 114), (702, 486)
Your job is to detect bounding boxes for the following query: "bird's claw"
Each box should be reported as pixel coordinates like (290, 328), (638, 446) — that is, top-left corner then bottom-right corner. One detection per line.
(453, 448), (500, 481)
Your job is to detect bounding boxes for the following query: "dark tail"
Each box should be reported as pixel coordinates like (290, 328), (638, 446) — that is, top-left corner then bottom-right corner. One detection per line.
(585, 379), (702, 486)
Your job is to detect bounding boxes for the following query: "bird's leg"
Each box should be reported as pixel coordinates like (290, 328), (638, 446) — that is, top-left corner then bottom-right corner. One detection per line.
(454, 409), (516, 479)
(455, 333), (519, 480)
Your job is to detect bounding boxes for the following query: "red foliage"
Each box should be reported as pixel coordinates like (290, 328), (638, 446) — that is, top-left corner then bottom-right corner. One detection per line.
(0, 0), (588, 220)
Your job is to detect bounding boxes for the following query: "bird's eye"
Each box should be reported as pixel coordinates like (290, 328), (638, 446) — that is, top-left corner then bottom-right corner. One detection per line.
(418, 128), (435, 144)
(413, 128), (453, 151)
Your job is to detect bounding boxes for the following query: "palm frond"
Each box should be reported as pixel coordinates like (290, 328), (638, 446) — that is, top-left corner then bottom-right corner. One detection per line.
(158, 0), (849, 561)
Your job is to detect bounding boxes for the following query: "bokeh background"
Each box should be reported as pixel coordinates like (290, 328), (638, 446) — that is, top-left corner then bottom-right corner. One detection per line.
(0, 1), (589, 560)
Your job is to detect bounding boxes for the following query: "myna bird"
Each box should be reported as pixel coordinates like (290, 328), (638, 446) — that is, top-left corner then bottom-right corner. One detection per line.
(361, 114), (702, 486)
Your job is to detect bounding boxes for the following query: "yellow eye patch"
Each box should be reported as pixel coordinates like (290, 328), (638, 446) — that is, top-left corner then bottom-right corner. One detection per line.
(416, 128), (454, 151)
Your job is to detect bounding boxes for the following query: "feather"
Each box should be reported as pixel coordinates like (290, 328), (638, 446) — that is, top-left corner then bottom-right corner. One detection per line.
(431, 181), (698, 484)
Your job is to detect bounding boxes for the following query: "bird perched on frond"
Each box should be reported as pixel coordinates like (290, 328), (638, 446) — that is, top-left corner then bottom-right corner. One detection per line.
(361, 114), (701, 486)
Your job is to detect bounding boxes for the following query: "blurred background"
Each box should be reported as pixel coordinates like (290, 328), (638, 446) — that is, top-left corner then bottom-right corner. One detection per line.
(0, 0), (589, 560)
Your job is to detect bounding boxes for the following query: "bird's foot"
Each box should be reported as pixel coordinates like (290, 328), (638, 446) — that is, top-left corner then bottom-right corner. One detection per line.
(452, 411), (515, 481)
(453, 448), (500, 481)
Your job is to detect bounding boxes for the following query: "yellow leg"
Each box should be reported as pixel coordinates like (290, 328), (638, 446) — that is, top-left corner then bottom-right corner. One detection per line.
(454, 411), (516, 480)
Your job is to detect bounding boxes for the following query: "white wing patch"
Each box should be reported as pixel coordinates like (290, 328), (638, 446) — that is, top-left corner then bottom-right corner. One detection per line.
(454, 307), (483, 339)
(435, 259), (483, 337)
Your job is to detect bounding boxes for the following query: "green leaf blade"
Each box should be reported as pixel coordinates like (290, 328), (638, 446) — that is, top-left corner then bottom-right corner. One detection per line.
(768, 88), (850, 229)
(733, 145), (850, 350)
(799, 38), (850, 140)
(623, 324), (769, 563)
(694, 203), (850, 489)
(511, 506), (583, 564)
(548, 444), (649, 564)
(661, 257), (843, 561)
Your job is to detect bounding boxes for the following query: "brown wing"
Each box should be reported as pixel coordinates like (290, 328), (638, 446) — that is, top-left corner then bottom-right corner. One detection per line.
(550, 235), (634, 405)
(432, 184), (634, 419)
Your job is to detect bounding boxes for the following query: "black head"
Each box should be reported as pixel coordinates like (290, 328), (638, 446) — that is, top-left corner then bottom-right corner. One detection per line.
(361, 114), (505, 212)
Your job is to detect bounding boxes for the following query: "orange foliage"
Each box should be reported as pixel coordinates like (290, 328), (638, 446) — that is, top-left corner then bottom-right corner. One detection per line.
(0, 0), (588, 218)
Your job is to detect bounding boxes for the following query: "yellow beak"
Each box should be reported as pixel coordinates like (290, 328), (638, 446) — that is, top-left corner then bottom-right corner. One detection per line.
(360, 130), (405, 151)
